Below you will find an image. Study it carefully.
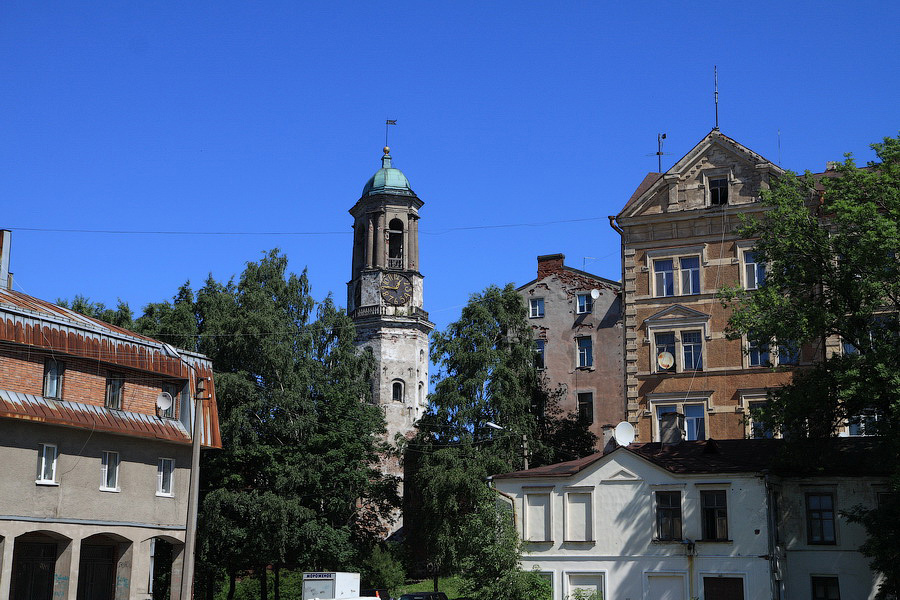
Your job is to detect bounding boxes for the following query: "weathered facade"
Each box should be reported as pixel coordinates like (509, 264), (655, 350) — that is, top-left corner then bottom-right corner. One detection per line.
(0, 231), (221, 600)
(612, 130), (814, 442)
(517, 254), (624, 442)
(347, 148), (433, 469)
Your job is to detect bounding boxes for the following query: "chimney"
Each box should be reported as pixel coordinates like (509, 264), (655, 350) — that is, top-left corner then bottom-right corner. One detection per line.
(601, 424), (616, 453)
(659, 411), (684, 446)
(537, 253), (565, 280)
(0, 230), (11, 290)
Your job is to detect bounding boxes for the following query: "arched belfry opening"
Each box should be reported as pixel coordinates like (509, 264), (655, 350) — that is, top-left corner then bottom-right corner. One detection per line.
(388, 218), (404, 269)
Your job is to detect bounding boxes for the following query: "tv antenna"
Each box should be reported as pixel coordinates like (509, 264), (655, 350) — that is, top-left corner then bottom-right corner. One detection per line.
(714, 65), (719, 130)
(385, 119), (397, 148)
(646, 133), (672, 173)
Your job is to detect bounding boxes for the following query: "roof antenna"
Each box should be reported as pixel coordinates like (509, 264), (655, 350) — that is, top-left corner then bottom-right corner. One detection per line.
(714, 66), (719, 130)
(646, 133), (672, 173)
(385, 119), (397, 150)
(777, 129), (782, 166)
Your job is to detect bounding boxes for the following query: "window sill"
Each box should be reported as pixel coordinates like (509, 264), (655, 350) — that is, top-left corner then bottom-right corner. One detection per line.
(697, 539), (733, 544)
(99, 487), (120, 493)
(651, 539), (686, 544)
(576, 366), (595, 372)
(156, 492), (175, 498)
(525, 539), (553, 544)
(35, 480), (59, 486)
(562, 539), (595, 544)
(529, 316), (544, 319)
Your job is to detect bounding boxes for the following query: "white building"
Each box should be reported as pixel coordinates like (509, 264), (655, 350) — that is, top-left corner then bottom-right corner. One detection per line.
(492, 432), (886, 600)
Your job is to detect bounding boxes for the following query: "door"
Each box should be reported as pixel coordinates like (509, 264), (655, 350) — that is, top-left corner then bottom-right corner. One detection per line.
(77, 544), (117, 600)
(647, 574), (685, 600)
(11, 541), (57, 600)
(704, 577), (745, 600)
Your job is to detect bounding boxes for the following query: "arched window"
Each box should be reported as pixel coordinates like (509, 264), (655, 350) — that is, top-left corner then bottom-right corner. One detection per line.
(392, 380), (404, 402)
(388, 219), (404, 269)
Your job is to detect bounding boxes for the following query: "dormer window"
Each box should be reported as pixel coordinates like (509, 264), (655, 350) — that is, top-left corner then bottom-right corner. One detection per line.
(388, 218), (404, 269)
(709, 178), (729, 206)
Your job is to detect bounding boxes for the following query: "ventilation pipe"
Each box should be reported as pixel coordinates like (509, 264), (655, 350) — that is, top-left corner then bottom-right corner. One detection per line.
(0, 230), (12, 290)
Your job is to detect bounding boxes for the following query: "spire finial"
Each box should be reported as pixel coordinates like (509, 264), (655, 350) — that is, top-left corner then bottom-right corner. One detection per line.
(714, 65), (719, 130)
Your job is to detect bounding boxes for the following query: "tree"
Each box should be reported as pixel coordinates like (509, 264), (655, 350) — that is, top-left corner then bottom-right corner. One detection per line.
(57, 294), (134, 329)
(720, 135), (900, 597)
(407, 283), (594, 592)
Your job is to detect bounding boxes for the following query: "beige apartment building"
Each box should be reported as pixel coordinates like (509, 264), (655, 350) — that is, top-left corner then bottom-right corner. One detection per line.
(612, 130), (814, 442)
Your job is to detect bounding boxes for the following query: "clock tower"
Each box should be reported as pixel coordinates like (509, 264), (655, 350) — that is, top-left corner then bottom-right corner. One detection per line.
(348, 146), (433, 454)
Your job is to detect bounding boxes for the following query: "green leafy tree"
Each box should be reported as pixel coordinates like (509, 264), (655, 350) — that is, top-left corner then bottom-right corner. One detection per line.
(720, 135), (900, 598)
(57, 294), (134, 329)
(407, 284), (594, 589)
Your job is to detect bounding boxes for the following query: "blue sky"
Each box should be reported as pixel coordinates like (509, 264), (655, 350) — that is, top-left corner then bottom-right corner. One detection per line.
(2, 1), (898, 336)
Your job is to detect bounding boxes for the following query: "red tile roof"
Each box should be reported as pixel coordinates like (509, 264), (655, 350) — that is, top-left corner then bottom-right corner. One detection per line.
(618, 172), (662, 215)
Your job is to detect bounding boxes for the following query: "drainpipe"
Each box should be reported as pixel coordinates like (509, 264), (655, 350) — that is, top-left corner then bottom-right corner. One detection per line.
(763, 471), (779, 600)
(608, 216), (627, 429)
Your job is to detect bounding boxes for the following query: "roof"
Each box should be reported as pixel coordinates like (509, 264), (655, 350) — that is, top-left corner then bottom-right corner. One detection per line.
(492, 438), (890, 480)
(0, 389), (192, 445)
(516, 264), (622, 292)
(361, 148), (415, 197)
(619, 172), (662, 215)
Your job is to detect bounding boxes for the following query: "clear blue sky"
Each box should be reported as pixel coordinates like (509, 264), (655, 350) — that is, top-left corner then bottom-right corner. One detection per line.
(2, 1), (898, 336)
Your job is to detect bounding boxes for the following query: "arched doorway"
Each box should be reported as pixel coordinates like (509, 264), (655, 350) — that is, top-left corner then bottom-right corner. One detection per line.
(149, 537), (175, 600)
(10, 531), (69, 600)
(76, 534), (130, 600)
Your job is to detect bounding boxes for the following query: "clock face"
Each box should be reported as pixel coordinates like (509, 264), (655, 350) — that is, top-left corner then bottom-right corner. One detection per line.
(381, 273), (413, 306)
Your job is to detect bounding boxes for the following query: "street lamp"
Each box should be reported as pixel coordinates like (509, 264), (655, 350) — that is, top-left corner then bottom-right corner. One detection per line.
(484, 422), (528, 470)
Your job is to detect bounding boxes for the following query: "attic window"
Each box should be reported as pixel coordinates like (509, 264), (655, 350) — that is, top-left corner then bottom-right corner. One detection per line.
(709, 178), (729, 206)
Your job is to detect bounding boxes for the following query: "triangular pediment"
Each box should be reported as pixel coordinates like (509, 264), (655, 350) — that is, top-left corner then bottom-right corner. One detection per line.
(606, 468), (640, 482)
(618, 129), (784, 219)
(645, 304), (711, 324)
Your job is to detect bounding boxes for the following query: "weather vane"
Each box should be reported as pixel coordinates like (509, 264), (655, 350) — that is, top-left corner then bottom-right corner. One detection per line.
(385, 119), (397, 149)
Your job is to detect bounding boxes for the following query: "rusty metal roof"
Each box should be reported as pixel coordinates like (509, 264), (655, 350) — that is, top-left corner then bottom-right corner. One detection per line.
(0, 388), (192, 445)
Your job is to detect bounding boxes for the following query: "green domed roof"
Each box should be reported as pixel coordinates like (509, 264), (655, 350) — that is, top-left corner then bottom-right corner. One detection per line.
(361, 147), (415, 197)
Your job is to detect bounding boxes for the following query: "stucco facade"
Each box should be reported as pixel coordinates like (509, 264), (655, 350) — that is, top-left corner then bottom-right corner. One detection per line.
(0, 245), (220, 600)
(517, 254), (624, 442)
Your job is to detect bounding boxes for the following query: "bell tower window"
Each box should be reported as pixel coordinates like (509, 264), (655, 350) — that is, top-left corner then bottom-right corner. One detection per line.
(392, 380), (405, 402)
(388, 219), (404, 269)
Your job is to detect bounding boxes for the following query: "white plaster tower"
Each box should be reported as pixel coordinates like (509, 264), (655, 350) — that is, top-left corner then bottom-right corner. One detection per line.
(348, 146), (433, 455)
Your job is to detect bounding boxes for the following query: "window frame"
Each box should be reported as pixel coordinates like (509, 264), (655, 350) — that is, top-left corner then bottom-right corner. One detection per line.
(529, 298), (545, 318)
(651, 329), (707, 375)
(741, 249), (766, 290)
(523, 488), (553, 542)
(564, 488), (594, 542)
(534, 339), (546, 370)
(679, 256), (701, 295)
(100, 450), (120, 492)
(575, 293), (594, 314)
(653, 258), (675, 297)
(576, 336), (593, 369)
(391, 380), (405, 403)
(36, 443), (58, 485)
(708, 177), (729, 206)
(576, 392), (594, 425)
(645, 247), (706, 298)
(700, 490), (729, 541)
(655, 490), (682, 541)
(681, 330), (703, 371)
(157, 458), (175, 497)
(160, 381), (183, 419)
(106, 372), (125, 410)
(806, 492), (837, 545)
(651, 398), (708, 442)
(43, 357), (65, 399)
(811, 576), (841, 600)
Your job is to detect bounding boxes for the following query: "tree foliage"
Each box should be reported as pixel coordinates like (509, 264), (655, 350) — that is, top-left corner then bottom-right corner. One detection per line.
(407, 284), (594, 585)
(721, 135), (900, 597)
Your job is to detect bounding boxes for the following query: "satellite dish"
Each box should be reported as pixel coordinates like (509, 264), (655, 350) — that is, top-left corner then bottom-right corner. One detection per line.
(614, 421), (635, 446)
(590, 288), (600, 300)
(657, 351), (675, 370)
(156, 392), (173, 412)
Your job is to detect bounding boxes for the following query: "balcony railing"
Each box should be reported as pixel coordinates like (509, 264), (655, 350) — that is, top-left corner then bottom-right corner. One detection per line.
(387, 257), (404, 269)
(350, 304), (429, 321)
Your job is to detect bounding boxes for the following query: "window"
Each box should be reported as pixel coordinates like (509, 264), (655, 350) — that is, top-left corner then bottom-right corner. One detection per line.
(392, 380), (404, 402)
(654, 259), (675, 297)
(534, 340), (546, 369)
(655, 333), (676, 371)
(36, 443), (57, 484)
(577, 392), (593, 424)
(101, 451), (119, 491)
(655, 491), (682, 540)
(748, 400), (774, 439)
(160, 382), (182, 419)
(106, 373), (124, 410)
(743, 251), (766, 290)
(679, 256), (701, 295)
(778, 340), (800, 365)
(576, 337), (593, 368)
(576, 293), (593, 314)
(748, 337), (770, 367)
(157, 458), (174, 496)
(848, 410), (880, 436)
(387, 218), (404, 269)
(565, 491), (592, 541)
(682, 331), (703, 371)
(709, 177), (729, 206)
(529, 298), (545, 318)
(812, 577), (840, 600)
(524, 491), (551, 542)
(656, 403), (706, 441)
(701, 490), (728, 541)
(806, 493), (836, 544)
(43, 358), (64, 399)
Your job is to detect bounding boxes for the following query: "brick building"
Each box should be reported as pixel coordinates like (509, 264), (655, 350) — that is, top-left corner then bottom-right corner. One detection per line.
(517, 254), (624, 443)
(0, 231), (221, 600)
(612, 130), (810, 442)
